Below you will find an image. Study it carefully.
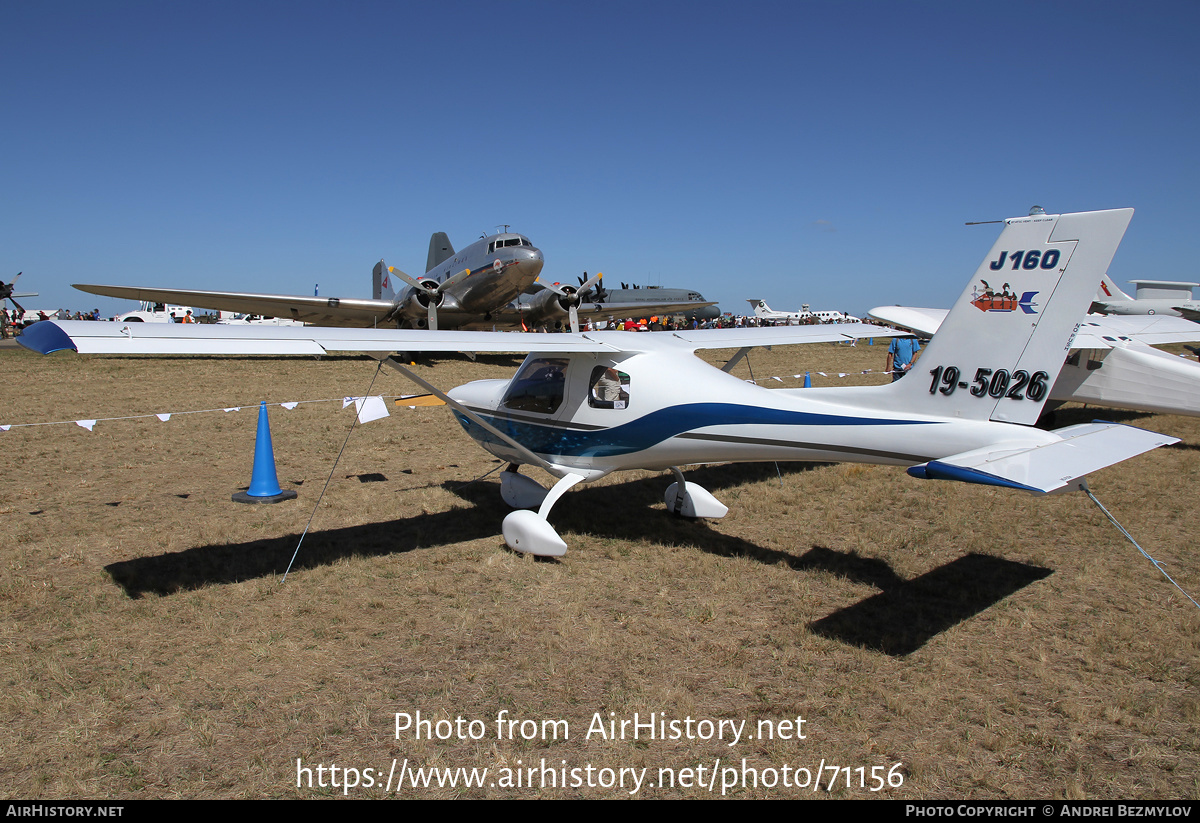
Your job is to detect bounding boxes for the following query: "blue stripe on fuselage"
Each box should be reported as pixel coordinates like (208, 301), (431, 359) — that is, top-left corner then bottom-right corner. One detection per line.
(454, 402), (935, 458)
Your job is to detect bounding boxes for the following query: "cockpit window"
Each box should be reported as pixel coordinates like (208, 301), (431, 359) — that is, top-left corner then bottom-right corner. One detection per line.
(503, 238), (521, 247)
(502, 357), (569, 414)
(588, 366), (630, 410)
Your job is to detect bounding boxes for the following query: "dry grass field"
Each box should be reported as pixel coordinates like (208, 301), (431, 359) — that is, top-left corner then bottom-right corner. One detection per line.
(1, 339), (1197, 799)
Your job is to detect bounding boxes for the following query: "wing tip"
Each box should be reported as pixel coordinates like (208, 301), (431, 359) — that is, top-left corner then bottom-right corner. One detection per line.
(17, 320), (78, 355)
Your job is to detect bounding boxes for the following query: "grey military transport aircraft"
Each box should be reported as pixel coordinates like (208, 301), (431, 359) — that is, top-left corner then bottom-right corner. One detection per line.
(1090, 275), (1200, 322)
(75, 231), (715, 332)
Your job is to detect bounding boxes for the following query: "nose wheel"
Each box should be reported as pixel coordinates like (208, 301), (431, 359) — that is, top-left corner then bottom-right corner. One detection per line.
(501, 472), (585, 557)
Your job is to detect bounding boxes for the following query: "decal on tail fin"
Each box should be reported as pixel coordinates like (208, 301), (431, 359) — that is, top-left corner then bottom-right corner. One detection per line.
(373, 260), (398, 303)
(1097, 273), (1132, 301)
(888, 208), (1134, 426)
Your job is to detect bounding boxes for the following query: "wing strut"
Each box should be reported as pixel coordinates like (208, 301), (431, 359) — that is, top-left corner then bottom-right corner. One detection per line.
(1080, 481), (1200, 611)
(376, 355), (556, 472)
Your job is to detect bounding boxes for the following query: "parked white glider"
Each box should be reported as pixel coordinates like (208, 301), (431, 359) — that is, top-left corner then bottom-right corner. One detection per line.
(867, 305), (1200, 417)
(21, 209), (1177, 556)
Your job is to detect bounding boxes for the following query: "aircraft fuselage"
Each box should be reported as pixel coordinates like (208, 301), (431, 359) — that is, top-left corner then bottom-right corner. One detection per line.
(446, 342), (1058, 481)
(396, 232), (543, 327)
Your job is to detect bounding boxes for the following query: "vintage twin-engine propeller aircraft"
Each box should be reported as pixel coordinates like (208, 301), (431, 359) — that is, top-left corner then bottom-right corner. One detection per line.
(75, 231), (546, 330)
(74, 231), (714, 332)
(22, 209), (1178, 557)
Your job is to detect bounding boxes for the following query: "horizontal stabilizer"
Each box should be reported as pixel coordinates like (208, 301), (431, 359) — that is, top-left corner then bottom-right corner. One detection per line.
(907, 422), (1178, 494)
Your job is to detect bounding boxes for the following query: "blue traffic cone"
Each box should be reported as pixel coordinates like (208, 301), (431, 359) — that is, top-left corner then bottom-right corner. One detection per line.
(803, 372), (812, 388)
(233, 402), (297, 504)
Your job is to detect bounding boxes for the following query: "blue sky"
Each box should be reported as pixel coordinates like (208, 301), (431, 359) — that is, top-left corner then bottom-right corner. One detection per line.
(3, 1), (1197, 317)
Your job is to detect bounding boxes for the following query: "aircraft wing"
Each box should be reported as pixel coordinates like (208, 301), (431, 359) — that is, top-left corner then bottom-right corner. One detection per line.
(19, 319), (620, 356)
(573, 300), (719, 321)
(864, 306), (946, 337)
(74, 284), (397, 327)
(908, 422), (1179, 494)
(483, 298), (720, 331)
(653, 323), (906, 350)
(869, 305), (1200, 348)
(1072, 315), (1200, 347)
(20, 319), (905, 357)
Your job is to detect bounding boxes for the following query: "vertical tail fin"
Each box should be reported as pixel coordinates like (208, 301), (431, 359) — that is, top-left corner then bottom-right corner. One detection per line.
(1096, 273), (1133, 302)
(426, 232), (454, 273)
(888, 208), (1134, 425)
(373, 260), (396, 302)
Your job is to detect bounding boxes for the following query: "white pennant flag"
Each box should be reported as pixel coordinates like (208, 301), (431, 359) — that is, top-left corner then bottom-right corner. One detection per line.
(156, 413), (171, 422)
(343, 397), (354, 409)
(0, 425), (9, 432)
(223, 407), (240, 413)
(771, 376), (783, 382)
(76, 420), (97, 431)
(353, 396), (389, 424)
(281, 402), (298, 410)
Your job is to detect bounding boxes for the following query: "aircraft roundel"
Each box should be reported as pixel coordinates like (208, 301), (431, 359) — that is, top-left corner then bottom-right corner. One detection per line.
(493, 259), (503, 272)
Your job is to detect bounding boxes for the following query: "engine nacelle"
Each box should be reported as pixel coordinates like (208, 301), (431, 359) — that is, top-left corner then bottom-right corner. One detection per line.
(396, 288), (464, 329)
(522, 287), (578, 330)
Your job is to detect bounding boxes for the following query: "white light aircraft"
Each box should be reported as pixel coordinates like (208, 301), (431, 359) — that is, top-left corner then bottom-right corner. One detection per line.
(75, 231), (714, 333)
(22, 209), (1177, 557)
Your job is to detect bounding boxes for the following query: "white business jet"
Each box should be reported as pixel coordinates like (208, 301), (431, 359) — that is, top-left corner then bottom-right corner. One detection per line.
(22, 209), (1176, 557)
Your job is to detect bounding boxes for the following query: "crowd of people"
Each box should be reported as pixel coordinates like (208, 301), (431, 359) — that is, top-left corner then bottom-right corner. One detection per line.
(1, 307), (105, 338)
(587, 312), (873, 332)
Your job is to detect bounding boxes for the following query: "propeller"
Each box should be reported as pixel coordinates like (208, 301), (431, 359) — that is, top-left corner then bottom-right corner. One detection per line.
(543, 272), (602, 333)
(382, 262), (473, 331)
(579, 273), (607, 304)
(0, 273), (34, 315)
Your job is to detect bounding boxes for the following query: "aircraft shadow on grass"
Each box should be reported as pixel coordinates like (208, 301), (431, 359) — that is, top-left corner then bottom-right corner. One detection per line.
(104, 462), (822, 597)
(105, 460), (1051, 655)
(801, 549), (1051, 657)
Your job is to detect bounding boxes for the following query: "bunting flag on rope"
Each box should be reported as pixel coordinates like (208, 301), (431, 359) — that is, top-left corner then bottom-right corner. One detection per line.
(0, 367), (894, 434)
(352, 396), (389, 424)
